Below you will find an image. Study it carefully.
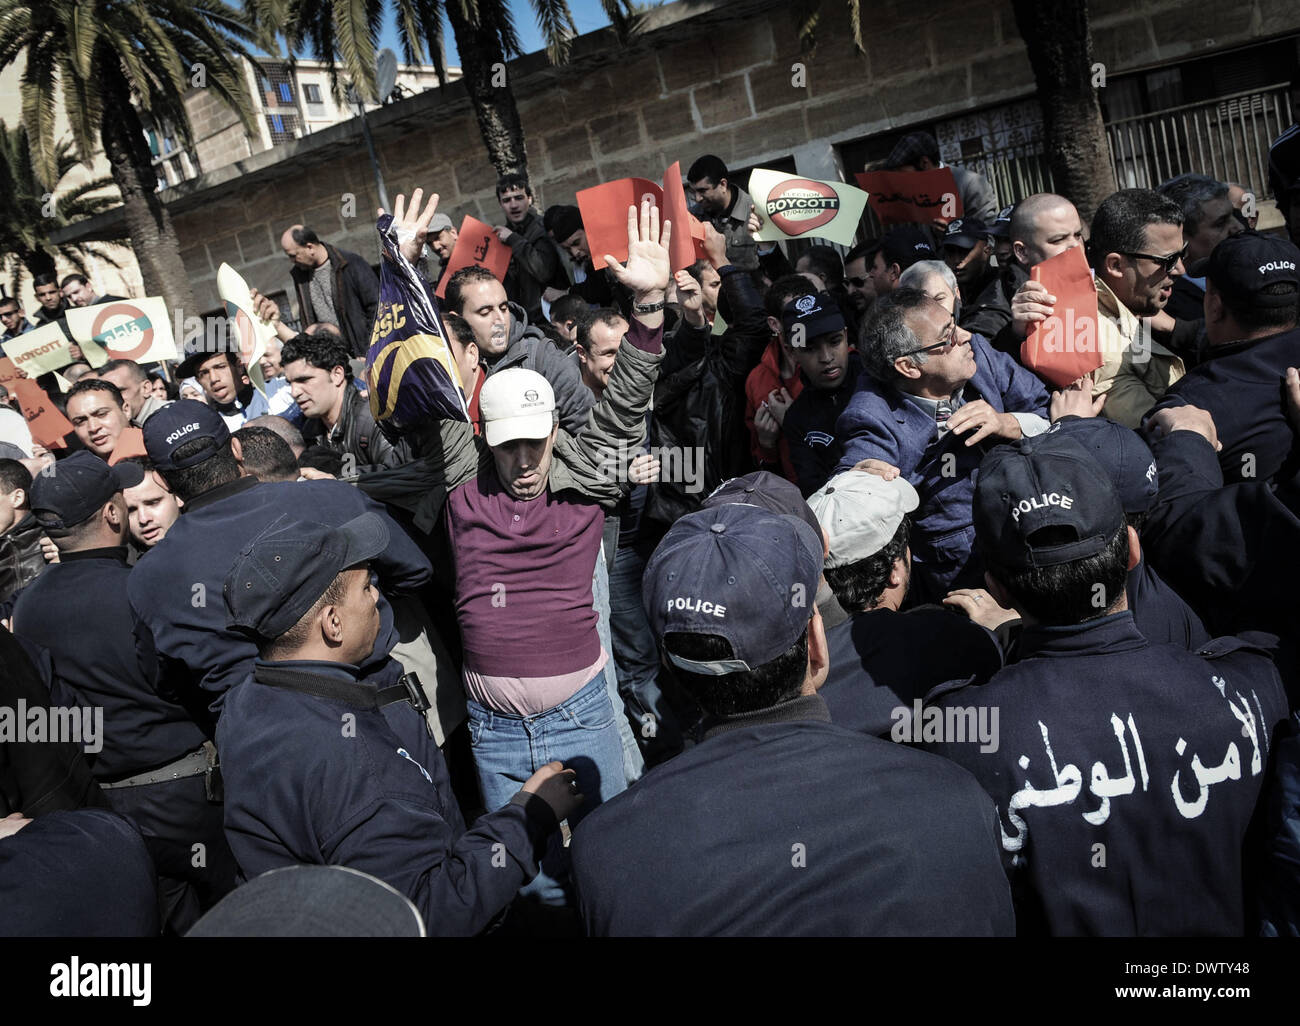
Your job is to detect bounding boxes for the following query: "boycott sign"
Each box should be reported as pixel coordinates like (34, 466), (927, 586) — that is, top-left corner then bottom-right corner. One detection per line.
(855, 167), (963, 227)
(66, 297), (177, 364)
(1, 321), (77, 377)
(748, 169), (869, 247)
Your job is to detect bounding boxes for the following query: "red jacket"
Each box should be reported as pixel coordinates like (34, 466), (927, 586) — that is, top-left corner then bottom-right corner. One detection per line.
(744, 338), (803, 483)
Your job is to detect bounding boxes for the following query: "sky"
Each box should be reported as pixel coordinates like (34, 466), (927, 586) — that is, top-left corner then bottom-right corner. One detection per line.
(259, 0), (621, 70)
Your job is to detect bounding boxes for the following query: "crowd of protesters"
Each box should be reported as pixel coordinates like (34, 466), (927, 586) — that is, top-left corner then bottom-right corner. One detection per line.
(3, 111), (1300, 939)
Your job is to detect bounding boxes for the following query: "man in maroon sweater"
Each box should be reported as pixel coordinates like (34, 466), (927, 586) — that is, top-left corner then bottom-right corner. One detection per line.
(382, 190), (671, 906)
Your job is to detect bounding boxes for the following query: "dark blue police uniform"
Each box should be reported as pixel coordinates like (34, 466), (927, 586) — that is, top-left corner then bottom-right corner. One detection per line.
(127, 477), (431, 718)
(218, 660), (555, 936)
(570, 693), (1015, 936)
(925, 612), (1288, 935)
(783, 351), (864, 496)
(1152, 326), (1300, 484)
(1126, 554), (1210, 650)
(0, 809), (159, 937)
(821, 604), (1002, 737)
(13, 545), (237, 927)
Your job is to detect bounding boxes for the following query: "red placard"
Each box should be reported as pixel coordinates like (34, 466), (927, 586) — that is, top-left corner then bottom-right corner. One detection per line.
(578, 166), (706, 272)
(856, 168), (963, 226)
(576, 177), (663, 268)
(434, 216), (513, 300)
(11, 377), (73, 449)
(1020, 245), (1104, 389)
(0, 356), (25, 389)
(660, 161), (708, 268)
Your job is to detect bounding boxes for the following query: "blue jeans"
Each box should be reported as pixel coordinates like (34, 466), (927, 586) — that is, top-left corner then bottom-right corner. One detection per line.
(466, 668), (628, 906)
(608, 544), (683, 762)
(593, 544), (645, 784)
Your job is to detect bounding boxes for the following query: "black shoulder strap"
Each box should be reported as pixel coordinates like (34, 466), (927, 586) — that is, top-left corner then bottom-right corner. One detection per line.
(252, 665), (427, 715)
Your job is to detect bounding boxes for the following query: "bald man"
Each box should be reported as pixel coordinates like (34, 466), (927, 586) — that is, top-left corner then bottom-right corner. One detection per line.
(280, 224), (378, 360)
(961, 193), (1086, 355)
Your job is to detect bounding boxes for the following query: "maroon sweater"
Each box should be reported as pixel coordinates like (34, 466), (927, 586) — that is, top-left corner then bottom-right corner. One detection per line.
(445, 316), (662, 679)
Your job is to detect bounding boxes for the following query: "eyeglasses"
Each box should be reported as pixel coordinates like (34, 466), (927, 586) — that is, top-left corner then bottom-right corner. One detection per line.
(1121, 245), (1188, 274)
(900, 316), (959, 358)
(846, 276), (870, 288)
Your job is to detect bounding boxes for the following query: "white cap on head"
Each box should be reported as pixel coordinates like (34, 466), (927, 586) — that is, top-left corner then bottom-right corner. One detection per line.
(478, 368), (555, 447)
(807, 471), (919, 568)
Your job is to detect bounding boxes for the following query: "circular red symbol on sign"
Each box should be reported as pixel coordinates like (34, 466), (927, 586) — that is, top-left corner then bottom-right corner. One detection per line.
(766, 179), (840, 237)
(91, 303), (154, 362)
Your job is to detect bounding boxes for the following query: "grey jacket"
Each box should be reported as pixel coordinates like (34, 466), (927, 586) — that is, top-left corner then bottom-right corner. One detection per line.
(485, 303), (594, 437)
(356, 323), (663, 532)
(952, 165), (1000, 224)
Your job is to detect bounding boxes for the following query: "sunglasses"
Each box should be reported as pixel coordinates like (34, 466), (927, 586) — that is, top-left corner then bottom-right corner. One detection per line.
(1121, 244), (1188, 274)
(846, 276), (870, 288)
(900, 316), (959, 357)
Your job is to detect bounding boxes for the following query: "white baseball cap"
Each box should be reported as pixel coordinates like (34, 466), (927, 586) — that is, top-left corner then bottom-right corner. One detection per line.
(478, 368), (556, 447)
(807, 471), (919, 568)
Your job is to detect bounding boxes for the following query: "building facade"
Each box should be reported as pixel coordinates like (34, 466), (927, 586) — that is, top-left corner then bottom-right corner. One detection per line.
(46, 0), (1300, 322)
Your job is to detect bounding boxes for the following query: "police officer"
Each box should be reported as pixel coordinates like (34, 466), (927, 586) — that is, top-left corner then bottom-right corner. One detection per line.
(570, 502), (1015, 936)
(13, 452), (237, 932)
(806, 471), (1004, 738)
(127, 400), (432, 721)
(1148, 231), (1300, 484)
(1142, 402), (1300, 697)
(217, 513), (582, 936)
(925, 431), (1288, 935)
(1049, 416), (1210, 650)
(778, 293), (864, 496)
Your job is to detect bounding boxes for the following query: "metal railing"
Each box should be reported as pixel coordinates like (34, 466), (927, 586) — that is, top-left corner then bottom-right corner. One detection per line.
(1106, 83), (1293, 198)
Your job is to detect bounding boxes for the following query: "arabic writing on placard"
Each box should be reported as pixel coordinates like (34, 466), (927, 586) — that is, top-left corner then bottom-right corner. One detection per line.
(998, 680), (1269, 853)
(856, 168), (963, 226)
(94, 317), (146, 345)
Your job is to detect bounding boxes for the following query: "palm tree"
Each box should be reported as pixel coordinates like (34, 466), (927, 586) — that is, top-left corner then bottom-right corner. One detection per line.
(0, 121), (128, 299)
(254, 0), (635, 183)
(1008, 0), (1115, 222)
(0, 0), (267, 313)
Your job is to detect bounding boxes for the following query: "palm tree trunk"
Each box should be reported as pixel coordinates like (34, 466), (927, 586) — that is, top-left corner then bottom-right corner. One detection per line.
(443, 4), (531, 182)
(98, 68), (196, 315)
(1011, 0), (1115, 224)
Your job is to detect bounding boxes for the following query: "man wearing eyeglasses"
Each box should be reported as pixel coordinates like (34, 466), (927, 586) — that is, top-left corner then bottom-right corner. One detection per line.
(835, 288), (1051, 603)
(1014, 190), (1187, 430)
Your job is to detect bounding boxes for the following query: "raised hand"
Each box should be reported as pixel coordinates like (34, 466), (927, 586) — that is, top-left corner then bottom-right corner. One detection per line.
(249, 288), (280, 324)
(675, 269), (705, 326)
(604, 198), (671, 302)
(701, 222), (728, 268)
(380, 188), (441, 265)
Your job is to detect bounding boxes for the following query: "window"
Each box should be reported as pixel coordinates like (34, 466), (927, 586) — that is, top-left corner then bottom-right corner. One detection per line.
(265, 112), (300, 145)
(303, 83), (322, 104)
(278, 82), (293, 103)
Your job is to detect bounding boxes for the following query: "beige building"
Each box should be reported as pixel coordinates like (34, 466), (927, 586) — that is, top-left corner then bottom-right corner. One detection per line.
(160, 56), (456, 188)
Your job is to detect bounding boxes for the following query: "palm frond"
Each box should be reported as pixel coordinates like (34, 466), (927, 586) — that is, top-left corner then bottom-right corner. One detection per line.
(529, 0), (578, 64)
